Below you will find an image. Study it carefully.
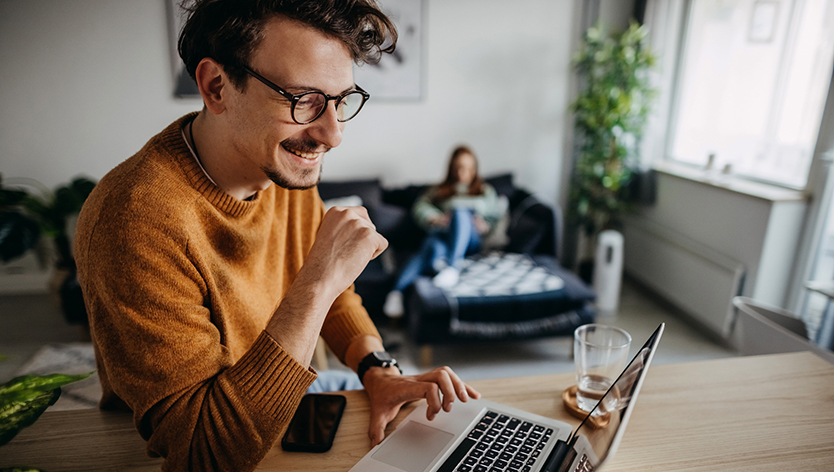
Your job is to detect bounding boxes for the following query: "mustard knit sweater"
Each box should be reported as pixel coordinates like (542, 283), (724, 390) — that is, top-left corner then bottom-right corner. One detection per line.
(74, 113), (380, 471)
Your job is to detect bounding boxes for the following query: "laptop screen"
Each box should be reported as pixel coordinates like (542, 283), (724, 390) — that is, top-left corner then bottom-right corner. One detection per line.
(567, 324), (664, 470)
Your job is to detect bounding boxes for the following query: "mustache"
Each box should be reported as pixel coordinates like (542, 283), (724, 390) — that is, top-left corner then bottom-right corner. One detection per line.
(281, 137), (329, 154)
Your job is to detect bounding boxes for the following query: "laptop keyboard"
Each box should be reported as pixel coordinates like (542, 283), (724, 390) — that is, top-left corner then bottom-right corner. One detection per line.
(437, 410), (554, 472)
(572, 454), (593, 472)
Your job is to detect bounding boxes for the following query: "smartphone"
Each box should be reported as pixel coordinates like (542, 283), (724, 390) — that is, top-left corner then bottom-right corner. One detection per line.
(281, 393), (347, 453)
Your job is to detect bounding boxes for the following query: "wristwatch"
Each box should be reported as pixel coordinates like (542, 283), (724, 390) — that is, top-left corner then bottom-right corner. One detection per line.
(357, 351), (401, 384)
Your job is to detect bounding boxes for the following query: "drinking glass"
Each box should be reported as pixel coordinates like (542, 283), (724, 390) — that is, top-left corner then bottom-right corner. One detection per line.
(574, 324), (631, 414)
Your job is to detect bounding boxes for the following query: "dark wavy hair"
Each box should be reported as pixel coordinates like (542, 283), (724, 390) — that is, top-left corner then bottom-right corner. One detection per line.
(177, 0), (398, 89)
(433, 145), (485, 202)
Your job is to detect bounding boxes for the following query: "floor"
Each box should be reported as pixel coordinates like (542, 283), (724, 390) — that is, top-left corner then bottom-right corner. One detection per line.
(0, 291), (87, 383)
(0, 278), (737, 386)
(373, 278), (736, 381)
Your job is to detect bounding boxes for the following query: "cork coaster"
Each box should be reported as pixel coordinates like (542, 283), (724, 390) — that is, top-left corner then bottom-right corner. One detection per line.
(562, 385), (610, 429)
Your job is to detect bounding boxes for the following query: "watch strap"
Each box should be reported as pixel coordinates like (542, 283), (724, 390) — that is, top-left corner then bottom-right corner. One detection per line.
(357, 351), (401, 384)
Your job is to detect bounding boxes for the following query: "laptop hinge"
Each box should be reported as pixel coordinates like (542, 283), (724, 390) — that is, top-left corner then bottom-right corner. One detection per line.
(542, 438), (577, 472)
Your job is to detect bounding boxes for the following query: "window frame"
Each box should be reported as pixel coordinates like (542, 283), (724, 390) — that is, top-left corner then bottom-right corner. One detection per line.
(662, 0), (833, 192)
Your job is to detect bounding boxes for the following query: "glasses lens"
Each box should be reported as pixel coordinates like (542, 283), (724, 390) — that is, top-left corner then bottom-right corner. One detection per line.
(336, 92), (366, 122)
(293, 92), (327, 124)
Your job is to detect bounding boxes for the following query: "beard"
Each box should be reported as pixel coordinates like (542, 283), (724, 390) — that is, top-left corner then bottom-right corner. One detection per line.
(262, 137), (325, 190)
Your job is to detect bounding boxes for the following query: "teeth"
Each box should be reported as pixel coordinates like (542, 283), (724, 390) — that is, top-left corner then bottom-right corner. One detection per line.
(289, 148), (319, 160)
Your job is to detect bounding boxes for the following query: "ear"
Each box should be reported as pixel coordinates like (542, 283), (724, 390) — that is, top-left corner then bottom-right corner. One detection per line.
(194, 58), (229, 115)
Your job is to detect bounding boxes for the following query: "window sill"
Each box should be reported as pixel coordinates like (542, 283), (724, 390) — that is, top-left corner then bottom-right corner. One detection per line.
(652, 161), (808, 203)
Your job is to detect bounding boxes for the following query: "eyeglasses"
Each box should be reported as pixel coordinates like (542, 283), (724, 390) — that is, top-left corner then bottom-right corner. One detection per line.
(243, 66), (370, 125)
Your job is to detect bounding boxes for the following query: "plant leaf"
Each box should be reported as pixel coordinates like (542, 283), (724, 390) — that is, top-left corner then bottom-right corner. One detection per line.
(0, 388), (60, 447)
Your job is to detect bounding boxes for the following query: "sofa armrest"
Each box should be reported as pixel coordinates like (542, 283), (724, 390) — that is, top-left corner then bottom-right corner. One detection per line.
(505, 191), (559, 257)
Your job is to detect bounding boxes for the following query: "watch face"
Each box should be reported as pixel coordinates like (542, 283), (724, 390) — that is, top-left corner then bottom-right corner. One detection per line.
(373, 351), (394, 362)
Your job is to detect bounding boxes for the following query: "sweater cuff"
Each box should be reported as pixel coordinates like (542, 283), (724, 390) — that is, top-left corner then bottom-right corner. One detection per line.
(225, 332), (317, 424)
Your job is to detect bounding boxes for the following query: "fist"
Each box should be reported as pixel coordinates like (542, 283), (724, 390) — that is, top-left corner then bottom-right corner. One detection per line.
(304, 206), (388, 298)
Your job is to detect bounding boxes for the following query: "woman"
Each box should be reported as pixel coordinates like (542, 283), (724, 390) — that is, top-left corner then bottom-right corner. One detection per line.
(383, 145), (506, 318)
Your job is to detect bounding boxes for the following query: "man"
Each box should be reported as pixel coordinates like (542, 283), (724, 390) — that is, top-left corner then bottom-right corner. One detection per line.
(74, 1), (479, 470)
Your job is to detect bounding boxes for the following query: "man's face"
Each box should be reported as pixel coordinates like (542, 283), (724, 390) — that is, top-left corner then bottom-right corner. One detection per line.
(225, 16), (354, 190)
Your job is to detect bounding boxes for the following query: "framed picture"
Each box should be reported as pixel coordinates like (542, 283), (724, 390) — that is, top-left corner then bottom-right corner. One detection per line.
(748, 0), (779, 43)
(167, 0), (200, 98)
(166, 0), (425, 100)
(353, 0), (425, 101)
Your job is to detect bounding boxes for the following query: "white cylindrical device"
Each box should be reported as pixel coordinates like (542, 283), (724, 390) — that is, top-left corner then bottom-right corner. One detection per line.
(593, 230), (624, 316)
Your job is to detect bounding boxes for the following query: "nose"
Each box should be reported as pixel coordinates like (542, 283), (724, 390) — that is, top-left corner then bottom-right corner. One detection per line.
(306, 101), (344, 149)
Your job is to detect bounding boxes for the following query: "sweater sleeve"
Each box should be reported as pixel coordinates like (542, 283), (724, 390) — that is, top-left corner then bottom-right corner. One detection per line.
(320, 287), (382, 363)
(479, 184), (507, 229)
(314, 196), (382, 362)
(76, 201), (316, 472)
(412, 186), (445, 231)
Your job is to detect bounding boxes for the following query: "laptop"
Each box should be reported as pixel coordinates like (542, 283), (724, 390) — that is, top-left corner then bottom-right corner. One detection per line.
(350, 323), (664, 472)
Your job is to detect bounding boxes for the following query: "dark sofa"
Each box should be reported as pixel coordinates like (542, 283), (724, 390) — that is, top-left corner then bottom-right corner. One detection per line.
(318, 175), (563, 313)
(318, 174), (596, 358)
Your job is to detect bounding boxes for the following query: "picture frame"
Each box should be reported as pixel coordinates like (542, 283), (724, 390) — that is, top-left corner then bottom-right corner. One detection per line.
(353, 0), (425, 101)
(166, 0), (425, 100)
(167, 0), (200, 98)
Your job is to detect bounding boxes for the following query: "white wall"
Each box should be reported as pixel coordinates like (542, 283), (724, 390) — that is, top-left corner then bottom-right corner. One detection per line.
(0, 0), (576, 206)
(623, 169), (807, 338)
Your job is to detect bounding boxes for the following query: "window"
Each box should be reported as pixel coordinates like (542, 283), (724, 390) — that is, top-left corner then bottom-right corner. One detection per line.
(668, 0), (834, 188)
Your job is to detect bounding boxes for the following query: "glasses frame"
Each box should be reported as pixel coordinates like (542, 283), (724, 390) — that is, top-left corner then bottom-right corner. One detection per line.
(243, 66), (370, 125)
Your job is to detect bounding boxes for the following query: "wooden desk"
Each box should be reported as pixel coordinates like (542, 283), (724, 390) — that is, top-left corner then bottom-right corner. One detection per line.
(3, 352), (834, 471)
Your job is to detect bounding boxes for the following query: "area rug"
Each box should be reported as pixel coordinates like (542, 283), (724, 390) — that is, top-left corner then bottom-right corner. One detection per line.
(13, 343), (101, 410)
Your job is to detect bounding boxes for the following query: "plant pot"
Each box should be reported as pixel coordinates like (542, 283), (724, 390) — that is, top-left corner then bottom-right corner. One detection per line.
(578, 259), (595, 284)
(48, 266), (90, 337)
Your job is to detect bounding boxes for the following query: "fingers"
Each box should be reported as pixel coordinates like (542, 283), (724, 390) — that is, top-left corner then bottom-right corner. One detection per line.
(424, 383), (443, 421)
(419, 366), (480, 420)
(434, 368), (457, 412)
(363, 367), (480, 438)
(368, 409), (389, 446)
(348, 207), (389, 259)
(429, 366), (479, 403)
(370, 233), (389, 259)
(327, 206), (388, 259)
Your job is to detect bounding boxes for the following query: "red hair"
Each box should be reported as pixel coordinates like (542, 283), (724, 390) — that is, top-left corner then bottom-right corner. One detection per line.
(433, 145), (485, 202)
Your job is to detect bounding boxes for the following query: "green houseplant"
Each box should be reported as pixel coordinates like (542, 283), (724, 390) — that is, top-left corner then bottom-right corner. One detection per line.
(0, 372), (93, 448)
(568, 22), (656, 275)
(0, 175), (41, 264)
(0, 174), (96, 267)
(0, 174), (96, 325)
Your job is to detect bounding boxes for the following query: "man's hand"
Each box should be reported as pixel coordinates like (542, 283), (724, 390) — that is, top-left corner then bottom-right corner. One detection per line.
(301, 206), (388, 300)
(362, 366), (481, 446)
(266, 207), (386, 366)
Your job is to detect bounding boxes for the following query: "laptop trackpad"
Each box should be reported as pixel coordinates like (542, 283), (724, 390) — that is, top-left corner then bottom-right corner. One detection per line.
(372, 420), (454, 472)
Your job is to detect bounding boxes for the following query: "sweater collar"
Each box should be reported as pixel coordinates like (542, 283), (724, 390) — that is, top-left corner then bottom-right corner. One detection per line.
(161, 113), (263, 218)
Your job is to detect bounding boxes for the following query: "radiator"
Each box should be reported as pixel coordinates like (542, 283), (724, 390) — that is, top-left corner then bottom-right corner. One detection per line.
(622, 217), (747, 338)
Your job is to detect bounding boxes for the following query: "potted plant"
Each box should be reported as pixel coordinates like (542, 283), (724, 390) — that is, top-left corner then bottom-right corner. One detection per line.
(567, 21), (656, 282)
(0, 175), (41, 264)
(0, 174), (96, 327)
(0, 372), (93, 448)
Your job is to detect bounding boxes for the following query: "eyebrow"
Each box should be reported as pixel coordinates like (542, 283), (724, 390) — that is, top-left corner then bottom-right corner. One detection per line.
(282, 83), (358, 96)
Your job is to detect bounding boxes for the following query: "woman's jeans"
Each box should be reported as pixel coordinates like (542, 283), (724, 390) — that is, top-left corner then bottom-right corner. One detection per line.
(392, 208), (482, 292)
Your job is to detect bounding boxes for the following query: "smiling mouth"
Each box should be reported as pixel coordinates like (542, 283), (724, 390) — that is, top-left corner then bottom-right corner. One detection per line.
(281, 141), (327, 161)
(288, 148), (319, 160)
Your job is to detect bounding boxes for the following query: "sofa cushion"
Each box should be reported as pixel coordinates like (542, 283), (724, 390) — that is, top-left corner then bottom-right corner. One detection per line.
(407, 252), (595, 345)
(484, 173), (515, 199)
(368, 203), (410, 241)
(317, 179), (383, 206)
(382, 184), (428, 210)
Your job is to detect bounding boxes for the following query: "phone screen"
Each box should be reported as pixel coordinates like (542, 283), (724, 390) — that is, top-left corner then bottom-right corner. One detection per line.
(281, 394), (347, 452)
